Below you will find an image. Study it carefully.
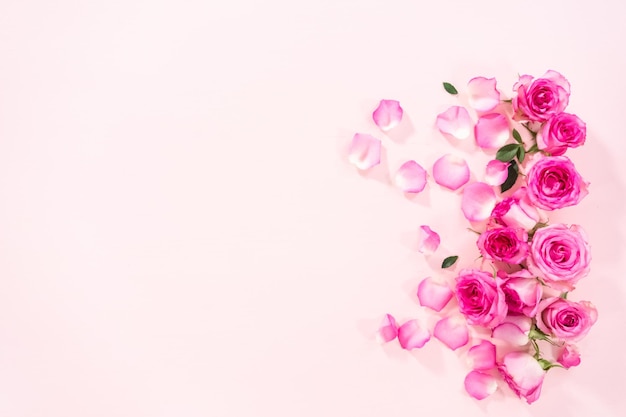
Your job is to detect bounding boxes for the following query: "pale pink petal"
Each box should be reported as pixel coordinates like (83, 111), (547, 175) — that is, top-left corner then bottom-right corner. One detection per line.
(464, 371), (498, 400)
(397, 320), (431, 350)
(505, 315), (532, 333)
(395, 160), (427, 193)
(485, 160), (510, 186)
(475, 113), (510, 149)
(468, 77), (501, 113)
(436, 106), (472, 139)
(467, 340), (497, 370)
(432, 154), (470, 190)
(461, 182), (497, 222)
(417, 225), (440, 255)
(373, 99), (403, 132)
(348, 133), (381, 170)
(434, 316), (469, 350)
(378, 314), (398, 343)
(492, 322), (529, 346)
(417, 277), (452, 311)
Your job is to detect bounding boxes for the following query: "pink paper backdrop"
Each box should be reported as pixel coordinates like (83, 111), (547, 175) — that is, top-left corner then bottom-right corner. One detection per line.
(1, 1), (625, 416)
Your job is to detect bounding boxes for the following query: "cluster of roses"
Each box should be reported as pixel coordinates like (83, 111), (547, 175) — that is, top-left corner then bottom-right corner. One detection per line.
(349, 70), (596, 404)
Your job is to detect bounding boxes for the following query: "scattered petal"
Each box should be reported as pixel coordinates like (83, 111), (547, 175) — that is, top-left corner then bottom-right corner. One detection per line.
(395, 160), (427, 193)
(468, 77), (501, 113)
(397, 320), (431, 350)
(432, 154), (470, 190)
(348, 133), (381, 170)
(461, 182), (497, 222)
(436, 106), (472, 139)
(378, 314), (398, 343)
(373, 99), (403, 132)
(468, 340), (497, 370)
(434, 316), (469, 350)
(492, 322), (529, 346)
(485, 160), (510, 186)
(475, 113), (510, 149)
(417, 225), (440, 255)
(465, 371), (498, 400)
(417, 277), (453, 312)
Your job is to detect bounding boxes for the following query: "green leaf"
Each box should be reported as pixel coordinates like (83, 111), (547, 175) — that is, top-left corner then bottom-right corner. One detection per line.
(560, 292), (568, 299)
(517, 146), (526, 163)
(537, 358), (562, 371)
(500, 161), (519, 193)
(527, 143), (539, 153)
(512, 129), (523, 144)
(443, 82), (458, 95)
(496, 144), (520, 162)
(441, 255), (459, 269)
(502, 99), (512, 103)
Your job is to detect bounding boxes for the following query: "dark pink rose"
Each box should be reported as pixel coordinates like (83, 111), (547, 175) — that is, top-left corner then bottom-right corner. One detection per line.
(537, 112), (586, 156)
(526, 156), (589, 211)
(499, 270), (543, 317)
(477, 227), (529, 264)
(536, 297), (598, 342)
(512, 70), (570, 122)
(455, 269), (507, 328)
(490, 187), (542, 231)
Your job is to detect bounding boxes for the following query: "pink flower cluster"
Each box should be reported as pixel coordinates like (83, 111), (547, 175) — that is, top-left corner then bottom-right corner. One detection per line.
(350, 71), (596, 404)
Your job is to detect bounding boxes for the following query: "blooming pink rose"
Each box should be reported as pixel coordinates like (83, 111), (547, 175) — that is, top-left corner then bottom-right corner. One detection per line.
(490, 187), (542, 231)
(499, 270), (543, 317)
(512, 70), (570, 122)
(498, 352), (545, 404)
(536, 112), (586, 156)
(527, 224), (591, 291)
(477, 227), (529, 264)
(557, 344), (581, 369)
(526, 156), (589, 210)
(536, 297), (598, 342)
(455, 270), (507, 328)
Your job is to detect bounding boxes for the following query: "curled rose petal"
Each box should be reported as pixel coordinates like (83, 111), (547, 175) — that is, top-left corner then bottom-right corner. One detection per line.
(436, 106), (472, 139)
(417, 225), (440, 255)
(475, 113), (510, 149)
(465, 371), (498, 400)
(378, 314), (398, 343)
(417, 277), (453, 312)
(373, 99), (403, 132)
(461, 182), (497, 222)
(492, 322), (529, 346)
(434, 316), (469, 350)
(397, 320), (431, 350)
(468, 77), (501, 113)
(485, 160), (510, 186)
(395, 160), (427, 193)
(432, 154), (470, 190)
(348, 133), (381, 170)
(467, 340), (496, 370)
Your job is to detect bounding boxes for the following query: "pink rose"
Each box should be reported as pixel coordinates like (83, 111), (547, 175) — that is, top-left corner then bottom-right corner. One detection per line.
(455, 270), (507, 328)
(557, 344), (581, 369)
(536, 297), (598, 342)
(490, 187), (542, 231)
(512, 70), (570, 122)
(477, 227), (529, 264)
(536, 112), (586, 156)
(498, 352), (545, 404)
(526, 156), (589, 210)
(528, 224), (591, 291)
(499, 270), (543, 317)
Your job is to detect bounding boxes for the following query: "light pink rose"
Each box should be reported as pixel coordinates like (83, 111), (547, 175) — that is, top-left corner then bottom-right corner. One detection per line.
(499, 270), (543, 317)
(557, 343), (581, 369)
(536, 112), (586, 156)
(455, 270), (507, 328)
(526, 156), (589, 210)
(498, 352), (545, 404)
(512, 70), (570, 122)
(536, 297), (598, 342)
(477, 227), (529, 264)
(528, 224), (591, 291)
(489, 187), (542, 231)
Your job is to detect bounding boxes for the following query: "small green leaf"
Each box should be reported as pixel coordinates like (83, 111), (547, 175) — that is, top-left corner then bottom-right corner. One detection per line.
(500, 161), (519, 193)
(443, 82), (458, 95)
(527, 143), (539, 153)
(560, 292), (568, 299)
(441, 255), (459, 269)
(537, 358), (562, 371)
(517, 146), (526, 163)
(512, 129), (523, 144)
(496, 144), (520, 162)
(502, 99), (512, 103)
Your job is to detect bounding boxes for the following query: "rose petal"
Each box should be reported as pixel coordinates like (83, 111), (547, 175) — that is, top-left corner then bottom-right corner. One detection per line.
(395, 160), (427, 193)
(436, 106), (472, 139)
(417, 276), (453, 311)
(461, 182), (497, 222)
(492, 322), (529, 346)
(485, 160), (510, 186)
(499, 351), (545, 404)
(378, 314), (398, 343)
(348, 133), (381, 170)
(467, 340), (497, 370)
(464, 371), (498, 400)
(373, 99), (403, 132)
(397, 320), (431, 350)
(417, 225), (441, 255)
(475, 113), (510, 149)
(432, 154), (470, 190)
(434, 316), (469, 350)
(468, 77), (501, 113)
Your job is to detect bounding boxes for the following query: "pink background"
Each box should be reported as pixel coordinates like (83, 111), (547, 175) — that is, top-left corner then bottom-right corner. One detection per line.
(1, 1), (625, 416)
